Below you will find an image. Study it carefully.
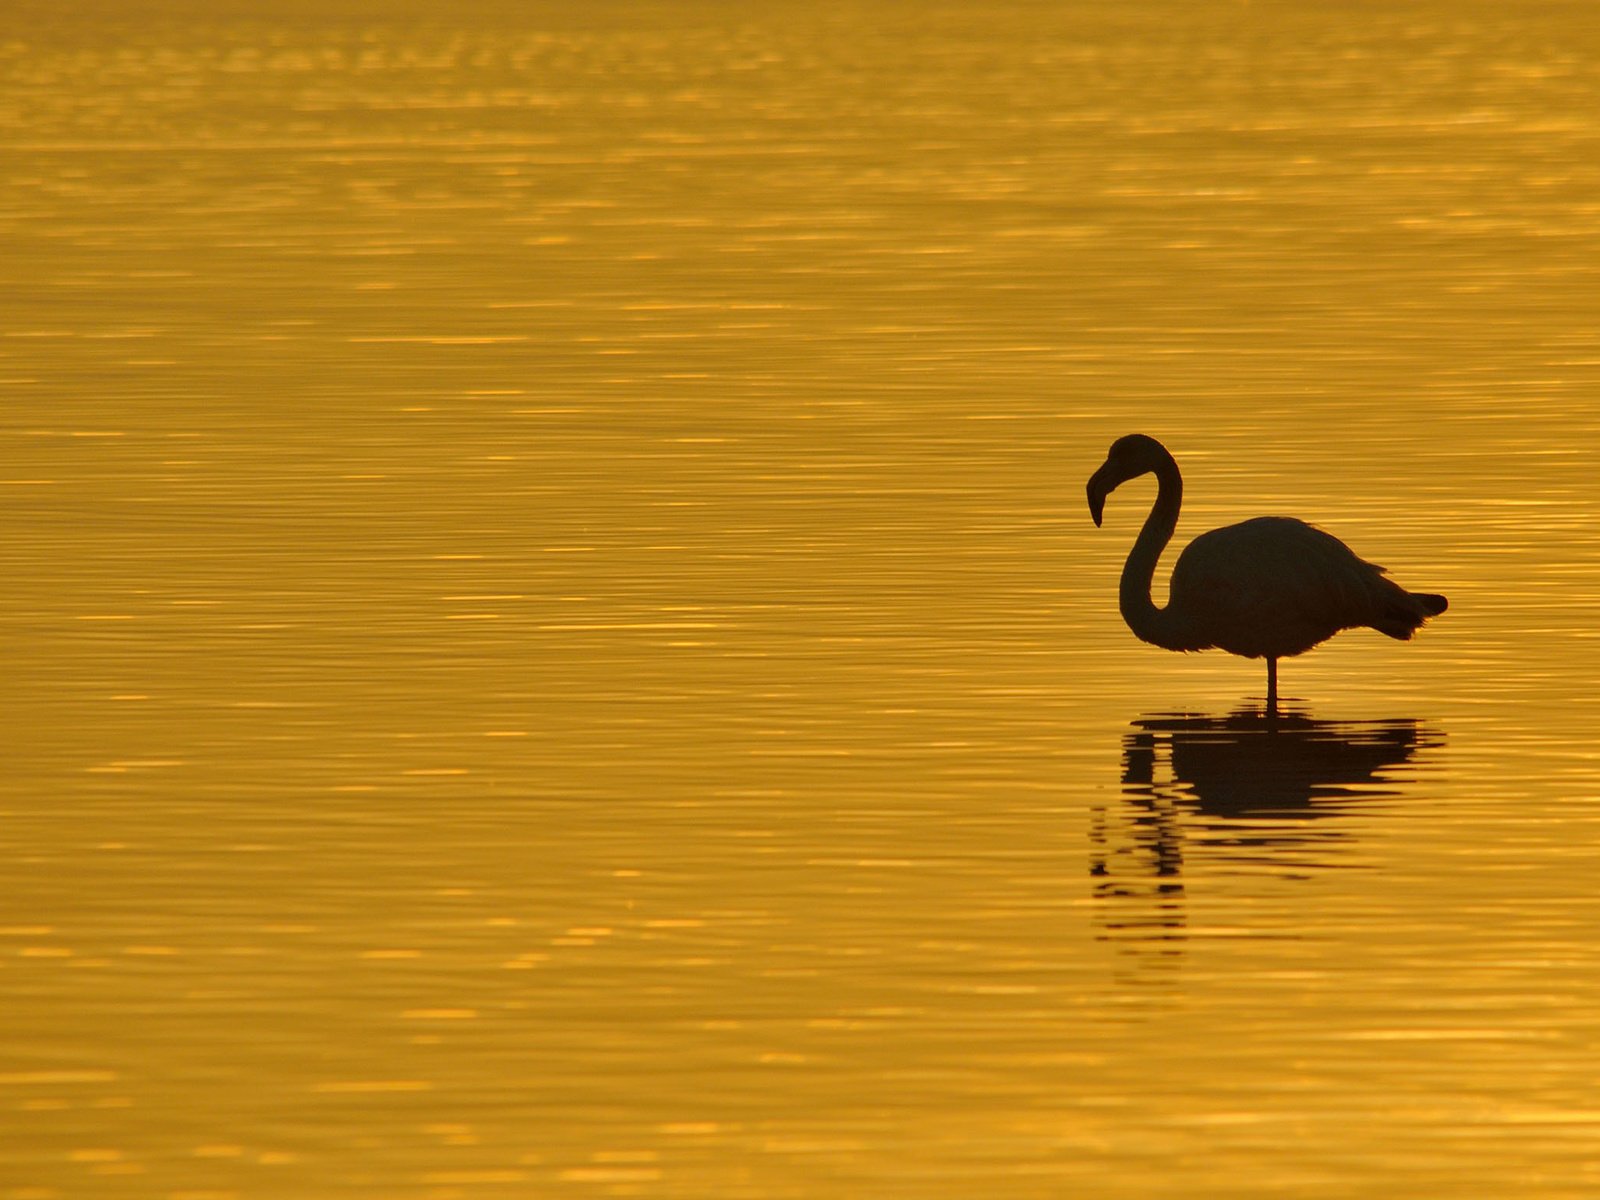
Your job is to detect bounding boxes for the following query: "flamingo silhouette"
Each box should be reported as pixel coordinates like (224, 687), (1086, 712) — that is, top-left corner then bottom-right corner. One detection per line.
(1087, 434), (1447, 709)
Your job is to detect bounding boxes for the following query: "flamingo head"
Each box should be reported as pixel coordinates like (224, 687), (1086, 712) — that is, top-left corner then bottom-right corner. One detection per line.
(1087, 433), (1168, 527)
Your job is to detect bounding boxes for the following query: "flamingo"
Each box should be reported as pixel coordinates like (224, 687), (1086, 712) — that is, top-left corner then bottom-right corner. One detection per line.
(1087, 434), (1447, 710)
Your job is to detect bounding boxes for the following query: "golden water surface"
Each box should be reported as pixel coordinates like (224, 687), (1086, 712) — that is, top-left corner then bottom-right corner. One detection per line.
(4, 1), (1600, 1196)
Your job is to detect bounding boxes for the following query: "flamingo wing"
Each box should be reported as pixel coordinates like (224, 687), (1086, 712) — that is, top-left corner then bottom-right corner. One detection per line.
(1168, 516), (1389, 658)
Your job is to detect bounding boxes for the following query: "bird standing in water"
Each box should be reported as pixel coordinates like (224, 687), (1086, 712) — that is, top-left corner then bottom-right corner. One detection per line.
(1087, 434), (1447, 711)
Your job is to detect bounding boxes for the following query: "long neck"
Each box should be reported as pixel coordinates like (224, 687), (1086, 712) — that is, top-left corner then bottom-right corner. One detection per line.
(1119, 454), (1193, 650)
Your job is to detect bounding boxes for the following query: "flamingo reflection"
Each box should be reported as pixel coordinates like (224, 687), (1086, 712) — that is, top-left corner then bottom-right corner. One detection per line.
(1090, 710), (1440, 976)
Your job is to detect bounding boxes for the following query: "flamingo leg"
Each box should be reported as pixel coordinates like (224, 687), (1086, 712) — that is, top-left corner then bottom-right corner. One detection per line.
(1266, 657), (1278, 714)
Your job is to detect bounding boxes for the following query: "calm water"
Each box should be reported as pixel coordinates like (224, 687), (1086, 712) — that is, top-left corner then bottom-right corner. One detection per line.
(5, 1), (1600, 1196)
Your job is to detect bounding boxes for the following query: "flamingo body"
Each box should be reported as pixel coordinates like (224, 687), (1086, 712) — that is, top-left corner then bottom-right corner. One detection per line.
(1087, 434), (1445, 700)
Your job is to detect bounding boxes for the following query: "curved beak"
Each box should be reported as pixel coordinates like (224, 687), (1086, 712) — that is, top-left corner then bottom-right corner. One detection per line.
(1087, 465), (1110, 528)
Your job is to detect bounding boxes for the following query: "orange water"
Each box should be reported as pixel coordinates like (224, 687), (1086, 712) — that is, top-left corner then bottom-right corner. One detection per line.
(4, 2), (1600, 1196)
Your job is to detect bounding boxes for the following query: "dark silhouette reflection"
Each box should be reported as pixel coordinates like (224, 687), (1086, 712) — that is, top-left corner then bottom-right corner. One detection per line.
(1090, 709), (1440, 979)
